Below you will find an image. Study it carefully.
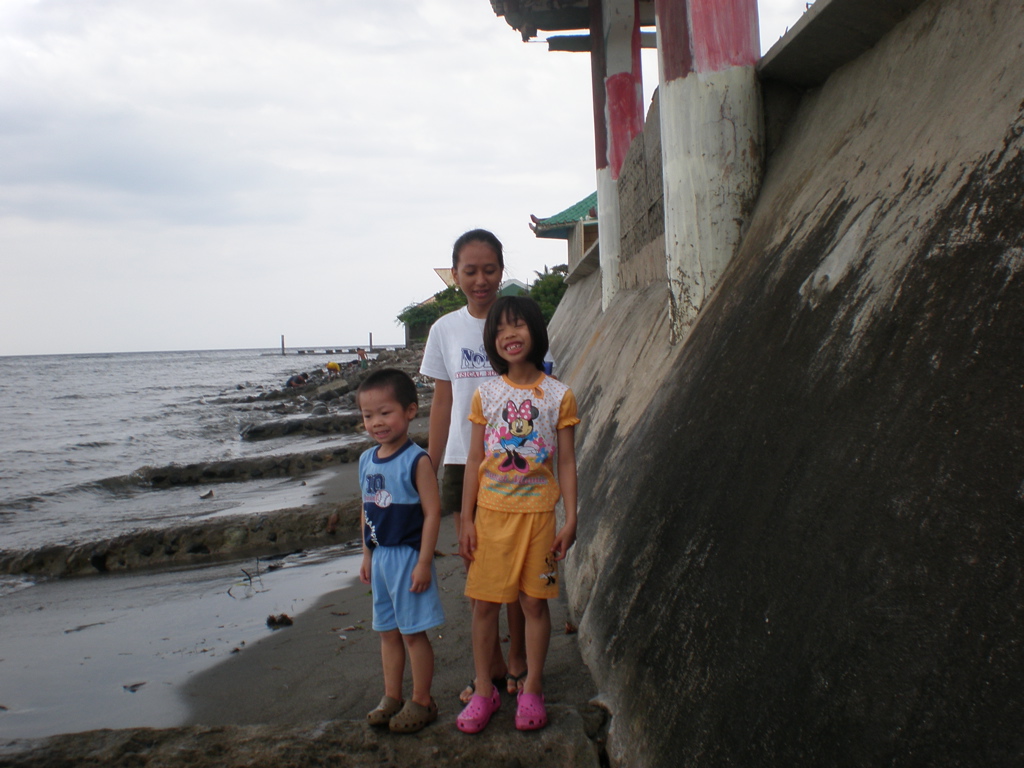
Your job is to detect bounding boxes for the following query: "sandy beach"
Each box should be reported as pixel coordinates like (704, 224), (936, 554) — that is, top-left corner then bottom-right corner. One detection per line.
(180, 514), (596, 731)
(0, 418), (603, 766)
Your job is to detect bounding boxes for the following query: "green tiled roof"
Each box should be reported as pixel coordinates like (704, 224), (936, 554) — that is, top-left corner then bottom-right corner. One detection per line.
(532, 191), (597, 240)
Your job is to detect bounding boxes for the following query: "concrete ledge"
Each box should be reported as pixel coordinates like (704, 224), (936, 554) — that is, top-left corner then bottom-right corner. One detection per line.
(566, 240), (600, 286)
(759, 0), (928, 88)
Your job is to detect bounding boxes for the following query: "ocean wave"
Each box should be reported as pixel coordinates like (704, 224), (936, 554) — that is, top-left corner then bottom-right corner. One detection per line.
(0, 439), (369, 515)
(0, 472), (156, 512)
(0, 574), (35, 597)
(0, 494), (53, 514)
(93, 472), (153, 493)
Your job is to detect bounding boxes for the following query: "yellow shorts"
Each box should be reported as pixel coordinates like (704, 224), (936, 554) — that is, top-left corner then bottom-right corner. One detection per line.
(465, 506), (559, 603)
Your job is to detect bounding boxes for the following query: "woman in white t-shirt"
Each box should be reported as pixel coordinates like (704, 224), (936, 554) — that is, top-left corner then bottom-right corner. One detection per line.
(420, 229), (528, 702)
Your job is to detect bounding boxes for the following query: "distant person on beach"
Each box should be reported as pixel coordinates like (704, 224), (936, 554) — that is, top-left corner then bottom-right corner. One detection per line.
(285, 372), (308, 388)
(357, 348), (369, 369)
(357, 368), (444, 734)
(456, 296), (579, 734)
(419, 229), (529, 704)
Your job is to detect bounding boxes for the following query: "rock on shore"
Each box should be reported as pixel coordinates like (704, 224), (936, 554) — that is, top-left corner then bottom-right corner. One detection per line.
(0, 500), (364, 579)
(0, 708), (608, 768)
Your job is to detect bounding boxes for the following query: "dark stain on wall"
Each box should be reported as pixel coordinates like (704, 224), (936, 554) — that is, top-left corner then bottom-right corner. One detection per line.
(579, 117), (1024, 766)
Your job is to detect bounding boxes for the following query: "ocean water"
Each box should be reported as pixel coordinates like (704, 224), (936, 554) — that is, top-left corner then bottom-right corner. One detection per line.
(0, 349), (381, 739)
(0, 348), (370, 553)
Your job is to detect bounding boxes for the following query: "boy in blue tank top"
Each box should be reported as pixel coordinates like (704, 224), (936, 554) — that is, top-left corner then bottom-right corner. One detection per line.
(357, 369), (444, 733)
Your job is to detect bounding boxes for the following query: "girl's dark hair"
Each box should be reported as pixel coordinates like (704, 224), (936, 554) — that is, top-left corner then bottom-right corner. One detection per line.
(357, 368), (418, 409)
(483, 296), (549, 375)
(452, 229), (504, 270)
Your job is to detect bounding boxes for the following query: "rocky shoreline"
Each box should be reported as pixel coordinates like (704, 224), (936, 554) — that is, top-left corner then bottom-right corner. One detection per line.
(0, 710), (607, 768)
(229, 344), (432, 440)
(0, 342), (606, 767)
(0, 499), (364, 580)
(0, 346), (430, 580)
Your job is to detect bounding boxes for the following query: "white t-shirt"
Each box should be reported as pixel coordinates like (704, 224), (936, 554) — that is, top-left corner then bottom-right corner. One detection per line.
(420, 307), (498, 465)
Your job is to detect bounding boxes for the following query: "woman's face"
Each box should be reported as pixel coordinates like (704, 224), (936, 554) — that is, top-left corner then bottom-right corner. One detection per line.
(454, 240), (503, 318)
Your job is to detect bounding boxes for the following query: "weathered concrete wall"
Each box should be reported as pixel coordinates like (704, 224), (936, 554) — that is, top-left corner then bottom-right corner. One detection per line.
(555, 0), (1024, 764)
(617, 93), (668, 291)
(618, 94), (664, 275)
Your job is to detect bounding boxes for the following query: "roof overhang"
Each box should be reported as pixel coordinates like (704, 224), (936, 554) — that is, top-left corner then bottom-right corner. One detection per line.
(530, 191), (598, 240)
(489, 0), (655, 42)
(547, 30), (658, 52)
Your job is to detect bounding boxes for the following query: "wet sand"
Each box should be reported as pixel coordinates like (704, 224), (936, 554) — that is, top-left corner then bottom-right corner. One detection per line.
(0, 417), (596, 747)
(0, 543), (365, 740)
(0, 439), (369, 741)
(180, 516), (594, 732)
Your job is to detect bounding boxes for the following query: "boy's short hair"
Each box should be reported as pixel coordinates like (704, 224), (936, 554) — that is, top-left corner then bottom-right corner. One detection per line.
(483, 296), (549, 375)
(357, 368), (418, 409)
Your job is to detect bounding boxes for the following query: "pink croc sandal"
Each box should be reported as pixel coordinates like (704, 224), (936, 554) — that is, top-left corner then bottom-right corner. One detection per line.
(515, 691), (548, 731)
(456, 687), (501, 734)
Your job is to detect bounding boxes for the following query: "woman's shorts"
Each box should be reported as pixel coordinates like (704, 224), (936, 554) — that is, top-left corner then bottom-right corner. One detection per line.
(465, 506), (559, 603)
(370, 545), (445, 635)
(440, 464), (465, 515)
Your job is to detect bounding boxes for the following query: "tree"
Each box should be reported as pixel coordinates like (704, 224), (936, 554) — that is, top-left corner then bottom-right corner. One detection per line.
(529, 264), (569, 324)
(396, 284), (467, 340)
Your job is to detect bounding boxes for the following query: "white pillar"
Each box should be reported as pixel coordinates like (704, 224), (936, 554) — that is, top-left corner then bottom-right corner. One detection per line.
(655, 0), (763, 341)
(596, 165), (620, 310)
(596, 0), (644, 311)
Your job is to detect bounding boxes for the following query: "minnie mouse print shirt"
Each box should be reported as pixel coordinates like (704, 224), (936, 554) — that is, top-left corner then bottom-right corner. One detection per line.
(468, 372), (579, 513)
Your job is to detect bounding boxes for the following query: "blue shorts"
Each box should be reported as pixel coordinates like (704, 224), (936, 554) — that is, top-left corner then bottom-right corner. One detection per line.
(370, 545), (445, 635)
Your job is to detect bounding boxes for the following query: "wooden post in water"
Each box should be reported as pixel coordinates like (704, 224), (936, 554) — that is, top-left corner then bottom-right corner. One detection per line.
(281, 335), (285, 355)
(369, 332), (374, 352)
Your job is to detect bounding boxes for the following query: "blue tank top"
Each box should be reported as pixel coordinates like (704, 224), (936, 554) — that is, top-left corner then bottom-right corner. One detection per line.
(359, 440), (427, 549)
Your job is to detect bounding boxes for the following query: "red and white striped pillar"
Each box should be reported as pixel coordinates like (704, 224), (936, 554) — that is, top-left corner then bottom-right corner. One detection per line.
(593, 0), (645, 310)
(655, 0), (762, 340)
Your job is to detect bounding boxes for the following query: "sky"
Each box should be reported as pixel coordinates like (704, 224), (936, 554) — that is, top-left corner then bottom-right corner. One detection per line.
(0, 0), (811, 356)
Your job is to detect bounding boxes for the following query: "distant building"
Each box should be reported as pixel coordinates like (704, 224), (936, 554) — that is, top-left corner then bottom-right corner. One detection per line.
(499, 278), (528, 297)
(530, 192), (598, 286)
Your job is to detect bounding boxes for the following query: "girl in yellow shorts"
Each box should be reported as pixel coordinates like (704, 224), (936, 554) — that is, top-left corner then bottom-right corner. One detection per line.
(457, 296), (580, 734)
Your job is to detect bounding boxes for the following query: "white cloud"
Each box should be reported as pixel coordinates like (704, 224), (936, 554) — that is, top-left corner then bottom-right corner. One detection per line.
(759, 0), (813, 52)
(0, 0), (808, 356)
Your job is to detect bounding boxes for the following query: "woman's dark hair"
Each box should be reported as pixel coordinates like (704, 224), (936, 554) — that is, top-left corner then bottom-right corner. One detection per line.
(357, 368), (418, 409)
(483, 296), (549, 375)
(452, 229), (504, 270)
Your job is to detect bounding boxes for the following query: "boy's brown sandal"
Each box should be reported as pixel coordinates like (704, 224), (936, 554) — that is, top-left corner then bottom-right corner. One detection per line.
(389, 698), (438, 734)
(367, 696), (404, 727)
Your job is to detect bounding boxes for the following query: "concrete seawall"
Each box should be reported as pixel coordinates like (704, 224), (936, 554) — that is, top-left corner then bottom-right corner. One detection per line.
(555, 0), (1024, 764)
